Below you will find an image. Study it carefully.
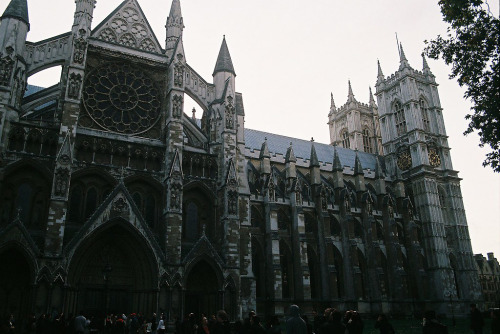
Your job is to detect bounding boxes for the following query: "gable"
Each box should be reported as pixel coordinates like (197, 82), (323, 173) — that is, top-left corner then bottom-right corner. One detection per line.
(91, 0), (162, 54)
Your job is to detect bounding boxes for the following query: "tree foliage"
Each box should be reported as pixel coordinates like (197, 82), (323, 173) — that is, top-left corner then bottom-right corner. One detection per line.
(425, 0), (500, 172)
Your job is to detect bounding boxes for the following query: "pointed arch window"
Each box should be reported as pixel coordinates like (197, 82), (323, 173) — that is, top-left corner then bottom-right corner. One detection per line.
(394, 102), (407, 136)
(420, 99), (430, 132)
(184, 201), (199, 241)
(341, 129), (350, 148)
(362, 128), (373, 153)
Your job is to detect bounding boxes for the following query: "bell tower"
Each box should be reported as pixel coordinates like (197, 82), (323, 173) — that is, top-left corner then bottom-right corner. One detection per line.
(375, 44), (481, 313)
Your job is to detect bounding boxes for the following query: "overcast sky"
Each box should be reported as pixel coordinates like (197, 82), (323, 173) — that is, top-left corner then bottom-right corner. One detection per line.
(3, 0), (499, 258)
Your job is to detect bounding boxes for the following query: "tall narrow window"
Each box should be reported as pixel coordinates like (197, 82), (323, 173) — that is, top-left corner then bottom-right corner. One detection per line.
(16, 183), (33, 224)
(420, 99), (430, 131)
(362, 128), (372, 153)
(341, 130), (350, 148)
(85, 187), (98, 219)
(184, 202), (198, 241)
(394, 102), (407, 136)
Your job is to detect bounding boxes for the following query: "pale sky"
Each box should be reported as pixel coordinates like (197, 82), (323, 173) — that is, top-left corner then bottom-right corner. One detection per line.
(3, 0), (499, 258)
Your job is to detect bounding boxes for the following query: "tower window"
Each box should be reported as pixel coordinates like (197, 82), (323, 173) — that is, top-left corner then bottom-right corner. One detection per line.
(420, 99), (430, 132)
(341, 130), (350, 148)
(394, 102), (407, 136)
(362, 128), (373, 153)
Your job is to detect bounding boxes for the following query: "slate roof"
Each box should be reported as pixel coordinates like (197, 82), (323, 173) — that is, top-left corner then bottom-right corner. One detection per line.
(244, 128), (380, 171)
(213, 37), (236, 76)
(1, 0), (29, 26)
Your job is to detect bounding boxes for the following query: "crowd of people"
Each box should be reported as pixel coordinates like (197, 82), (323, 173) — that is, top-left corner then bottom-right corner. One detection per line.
(1, 303), (499, 334)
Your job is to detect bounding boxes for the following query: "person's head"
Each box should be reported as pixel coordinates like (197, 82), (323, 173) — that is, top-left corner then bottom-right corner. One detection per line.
(217, 310), (228, 323)
(289, 305), (300, 317)
(331, 309), (342, 322)
(201, 317), (208, 326)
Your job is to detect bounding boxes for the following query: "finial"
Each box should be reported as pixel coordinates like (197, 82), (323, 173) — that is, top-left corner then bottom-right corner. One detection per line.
(347, 80), (355, 102)
(399, 42), (407, 61)
(377, 59), (384, 78)
(192, 107), (196, 120)
(330, 92), (336, 110)
(202, 224), (206, 236)
(16, 207), (22, 220)
(311, 137), (314, 142)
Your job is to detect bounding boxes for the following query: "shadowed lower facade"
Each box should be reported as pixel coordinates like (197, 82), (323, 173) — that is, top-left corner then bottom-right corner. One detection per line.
(0, 0), (482, 322)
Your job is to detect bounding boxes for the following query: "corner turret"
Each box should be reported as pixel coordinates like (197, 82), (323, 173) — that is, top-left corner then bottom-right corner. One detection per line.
(165, 0), (184, 57)
(213, 36), (236, 98)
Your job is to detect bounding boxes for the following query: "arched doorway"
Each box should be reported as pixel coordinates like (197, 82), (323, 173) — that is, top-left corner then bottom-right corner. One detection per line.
(185, 260), (220, 317)
(67, 222), (158, 317)
(0, 246), (34, 323)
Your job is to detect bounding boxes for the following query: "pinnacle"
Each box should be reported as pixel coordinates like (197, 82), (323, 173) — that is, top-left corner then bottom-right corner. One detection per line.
(377, 59), (384, 78)
(285, 142), (296, 163)
(353, 151), (364, 176)
(213, 36), (236, 76)
(310, 144), (319, 168)
(169, 0), (182, 18)
(347, 80), (356, 102)
(330, 92), (336, 110)
(332, 146), (342, 172)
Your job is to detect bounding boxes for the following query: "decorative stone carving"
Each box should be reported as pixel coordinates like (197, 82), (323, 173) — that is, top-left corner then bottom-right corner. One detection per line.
(174, 56), (184, 87)
(169, 184), (181, 210)
(172, 95), (183, 118)
(321, 186), (328, 210)
(0, 56), (14, 86)
(268, 179), (276, 202)
(344, 193), (351, 212)
(68, 73), (82, 99)
(295, 181), (302, 205)
(228, 190), (237, 215)
(140, 39), (156, 52)
(119, 33), (136, 48)
(73, 36), (87, 64)
(225, 96), (235, 129)
(112, 196), (129, 213)
(131, 23), (147, 40)
(54, 168), (70, 197)
(98, 28), (117, 43)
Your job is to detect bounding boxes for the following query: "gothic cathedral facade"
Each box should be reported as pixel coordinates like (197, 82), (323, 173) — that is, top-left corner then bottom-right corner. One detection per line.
(0, 0), (481, 321)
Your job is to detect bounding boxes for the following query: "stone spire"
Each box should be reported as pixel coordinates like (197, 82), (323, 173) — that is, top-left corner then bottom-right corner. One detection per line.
(376, 59), (385, 85)
(165, 0), (184, 54)
(213, 36), (236, 76)
(309, 142), (319, 167)
(332, 146), (342, 172)
(259, 138), (271, 175)
(347, 80), (356, 102)
(353, 151), (364, 176)
(285, 142), (297, 180)
(330, 93), (336, 109)
(285, 142), (296, 163)
(369, 87), (376, 107)
(1, 0), (29, 28)
(399, 42), (411, 70)
(422, 53), (433, 75)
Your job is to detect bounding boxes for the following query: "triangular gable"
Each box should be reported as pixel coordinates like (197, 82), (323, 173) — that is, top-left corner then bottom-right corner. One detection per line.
(92, 0), (162, 54)
(182, 231), (224, 268)
(64, 182), (164, 263)
(0, 217), (41, 258)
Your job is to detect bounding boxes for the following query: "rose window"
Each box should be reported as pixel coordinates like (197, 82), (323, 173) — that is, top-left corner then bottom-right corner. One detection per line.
(82, 63), (161, 134)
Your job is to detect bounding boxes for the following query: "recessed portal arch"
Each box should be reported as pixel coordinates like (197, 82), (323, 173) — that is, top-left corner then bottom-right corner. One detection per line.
(66, 220), (159, 316)
(184, 258), (222, 317)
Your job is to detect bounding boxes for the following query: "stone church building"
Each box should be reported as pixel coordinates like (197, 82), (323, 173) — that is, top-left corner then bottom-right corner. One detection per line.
(0, 0), (481, 322)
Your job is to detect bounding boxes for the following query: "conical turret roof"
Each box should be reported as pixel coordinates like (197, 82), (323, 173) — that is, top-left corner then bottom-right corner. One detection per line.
(213, 36), (236, 76)
(1, 0), (29, 27)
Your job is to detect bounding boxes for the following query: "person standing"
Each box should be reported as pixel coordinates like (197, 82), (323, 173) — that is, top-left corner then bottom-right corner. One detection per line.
(286, 305), (307, 334)
(74, 312), (87, 334)
(470, 304), (484, 334)
(374, 314), (394, 334)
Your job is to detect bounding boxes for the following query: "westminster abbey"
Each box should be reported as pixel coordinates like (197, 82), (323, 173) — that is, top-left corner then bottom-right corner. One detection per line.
(0, 0), (482, 323)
